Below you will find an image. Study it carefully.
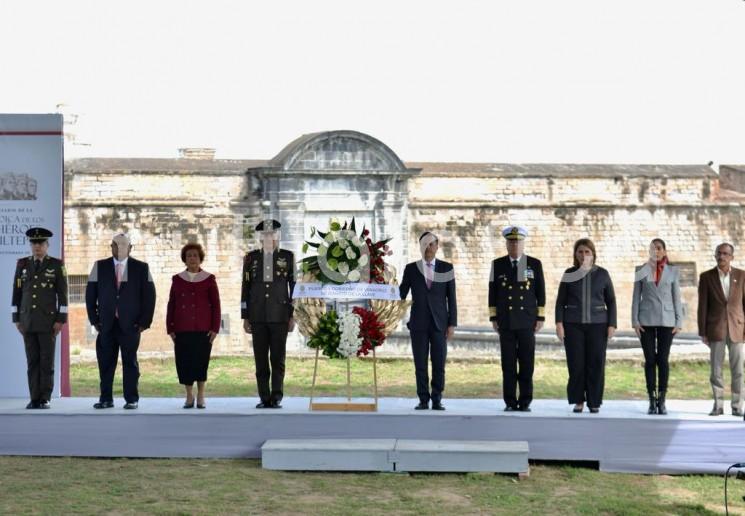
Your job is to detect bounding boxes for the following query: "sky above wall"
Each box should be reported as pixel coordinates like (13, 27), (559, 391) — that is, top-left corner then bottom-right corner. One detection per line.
(1, 0), (743, 165)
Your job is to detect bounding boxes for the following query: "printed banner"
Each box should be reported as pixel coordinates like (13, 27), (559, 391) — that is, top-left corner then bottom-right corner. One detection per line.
(0, 114), (64, 398)
(293, 282), (400, 301)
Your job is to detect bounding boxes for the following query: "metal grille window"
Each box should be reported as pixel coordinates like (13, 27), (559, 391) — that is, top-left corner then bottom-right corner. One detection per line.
(68, 274), (88, 303)
(675, 262), (697, 287)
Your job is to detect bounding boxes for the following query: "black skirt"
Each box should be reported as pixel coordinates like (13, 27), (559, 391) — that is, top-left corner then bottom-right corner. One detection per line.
(174, 332), (213, 385)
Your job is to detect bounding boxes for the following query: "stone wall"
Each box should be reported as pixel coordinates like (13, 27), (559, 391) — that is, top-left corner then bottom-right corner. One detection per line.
(406, 170), (744, 334)
(63, 159), (259, 353)
(61, 139), (745, 354)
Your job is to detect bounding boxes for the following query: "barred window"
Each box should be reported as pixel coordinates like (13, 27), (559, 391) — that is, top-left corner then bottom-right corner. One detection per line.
(68, 274), (88, 303)
(675, 262), (697, 287)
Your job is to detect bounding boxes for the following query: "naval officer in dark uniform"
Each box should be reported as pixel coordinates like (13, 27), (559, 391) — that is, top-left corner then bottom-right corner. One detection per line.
(12, 227), (68, 409)
(488, 226), (546, 412)
(242, 219), (296, 409)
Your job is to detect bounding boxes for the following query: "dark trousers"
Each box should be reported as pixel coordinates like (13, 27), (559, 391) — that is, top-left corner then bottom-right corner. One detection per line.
(251, 322), (288, 403)
(498, 327), (535, 408)
(96, 319), (141, 403)
(640, 326), (674, 393)
(23, 332), (55, 402)
(174, 332), (213, 385)
(564, 322), (608, 407)
(410, 319), (447, 404)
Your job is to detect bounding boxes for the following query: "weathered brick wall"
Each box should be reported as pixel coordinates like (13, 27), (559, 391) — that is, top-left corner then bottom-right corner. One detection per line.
(64, 165), (258, 353)
(63, 156), (745, 353)
(407, 173), (744, 333)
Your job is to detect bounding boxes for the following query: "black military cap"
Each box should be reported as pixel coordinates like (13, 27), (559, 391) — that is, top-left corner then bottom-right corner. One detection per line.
(255, 219), (281, 231)
(26, 227), (53, 243)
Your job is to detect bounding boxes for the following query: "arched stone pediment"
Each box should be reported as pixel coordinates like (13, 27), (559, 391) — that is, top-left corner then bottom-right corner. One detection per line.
(268, 130), (407, 172)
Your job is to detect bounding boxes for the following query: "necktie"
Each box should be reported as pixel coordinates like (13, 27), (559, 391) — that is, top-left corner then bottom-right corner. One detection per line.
(34, 260), (41, 272)
(426, 262), (433, 289)
(512, 260), (517, 270)
(115, 262), (124, 289)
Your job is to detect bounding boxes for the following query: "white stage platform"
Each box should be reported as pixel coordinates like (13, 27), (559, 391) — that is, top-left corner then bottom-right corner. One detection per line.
(1, 397), (743, 474)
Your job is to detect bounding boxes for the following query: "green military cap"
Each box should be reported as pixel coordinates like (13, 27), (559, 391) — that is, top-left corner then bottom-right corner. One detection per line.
(26, 227), (53, 243)
(255, 219), (281, 231)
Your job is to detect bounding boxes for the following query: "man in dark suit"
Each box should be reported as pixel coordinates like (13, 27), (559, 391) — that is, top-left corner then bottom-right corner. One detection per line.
(242, 219), (295, 409)
(12, 227), (68, 409)
(697, 242), (745, 416)
(85, 233), (156, 409)
(489, 226), (546, 412)
(400, 231), (457, 411)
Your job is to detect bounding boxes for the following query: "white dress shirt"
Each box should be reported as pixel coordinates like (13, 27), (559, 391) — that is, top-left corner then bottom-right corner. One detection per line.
(718, 267), (731, 301)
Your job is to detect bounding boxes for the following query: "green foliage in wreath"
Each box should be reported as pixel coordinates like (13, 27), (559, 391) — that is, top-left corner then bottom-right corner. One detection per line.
(306, 310), (346, 359)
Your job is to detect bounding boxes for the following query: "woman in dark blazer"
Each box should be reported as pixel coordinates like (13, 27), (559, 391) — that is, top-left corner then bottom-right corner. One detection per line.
(631, 238), (683, 415)
(555, 238), (617, 413)
(167, 243), (221, 409)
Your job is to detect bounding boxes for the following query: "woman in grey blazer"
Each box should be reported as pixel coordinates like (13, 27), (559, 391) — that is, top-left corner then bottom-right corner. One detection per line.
(555, 238), (617, 413)
(631, 238), (683, 415)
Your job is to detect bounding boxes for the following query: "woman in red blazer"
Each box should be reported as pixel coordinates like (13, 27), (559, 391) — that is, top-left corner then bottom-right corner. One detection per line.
(167, 243), (221, 409)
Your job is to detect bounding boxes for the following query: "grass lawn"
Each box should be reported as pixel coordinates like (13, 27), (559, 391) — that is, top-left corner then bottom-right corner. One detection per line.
(0, 457), (740, 515)
(69, 356), (716, 400)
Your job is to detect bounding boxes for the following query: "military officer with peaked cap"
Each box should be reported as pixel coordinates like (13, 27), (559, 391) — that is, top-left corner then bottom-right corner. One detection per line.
(488, 225), (546, 412)
(242, 219), (296, 409)
(12, 227), (68, 409)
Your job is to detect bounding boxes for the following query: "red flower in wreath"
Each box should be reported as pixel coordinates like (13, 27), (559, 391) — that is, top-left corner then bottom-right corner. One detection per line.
(353, 306), (386, 356)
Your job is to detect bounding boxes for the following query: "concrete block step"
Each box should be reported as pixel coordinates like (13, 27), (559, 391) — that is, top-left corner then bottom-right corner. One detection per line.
(261, 438), (529, 474)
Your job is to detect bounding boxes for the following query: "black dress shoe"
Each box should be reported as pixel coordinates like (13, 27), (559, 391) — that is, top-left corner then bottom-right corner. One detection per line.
(572, 406), (583, 413)
(709, 407), (724, 416)
(93, 401), (114, 409)
(431, 402), (445, 411)
(415, 402), (429, 410)
(504, 405), (518, 412)
(39, 401), (50, 409)
(732, 409), (744, 417)
(123, 402), (138, 410)
(197, 401), (206, 409)
(589, 407), (600, 413)
(518, 405), (531, 412)
(269, 400), (282, 409)
(25, 401), (40, 409)
(183, 400), (195, 409)
(256, 401), (271, 409)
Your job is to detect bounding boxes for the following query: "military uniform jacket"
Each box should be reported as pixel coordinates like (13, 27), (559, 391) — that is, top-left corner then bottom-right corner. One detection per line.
(241, 249), (295, 324)
(12, 255), (68, 332)
(488, 255), (546, 330)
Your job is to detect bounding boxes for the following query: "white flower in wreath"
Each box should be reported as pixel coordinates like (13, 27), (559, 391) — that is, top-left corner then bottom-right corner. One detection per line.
(348, 269), (361, 282)
(345, 247), (356, 260)
(337, 311), (362, 358)
(338, 239), (349, 250)
(358, 254), (369, 266)
(337, 262), (350, 275)
(318, 244), (328, 257)
(324, 233), (335, 243)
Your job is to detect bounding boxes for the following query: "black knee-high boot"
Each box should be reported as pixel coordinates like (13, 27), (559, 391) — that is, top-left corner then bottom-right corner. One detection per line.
(648, 391), (657, 415)
(657, 390), (667, 415)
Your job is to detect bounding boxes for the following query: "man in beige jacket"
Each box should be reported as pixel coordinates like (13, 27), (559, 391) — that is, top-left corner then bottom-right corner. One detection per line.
(697, 242), (745, 416)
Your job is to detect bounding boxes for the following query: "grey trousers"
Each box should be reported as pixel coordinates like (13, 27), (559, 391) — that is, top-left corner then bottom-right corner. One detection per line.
(710, 334), (744, 412)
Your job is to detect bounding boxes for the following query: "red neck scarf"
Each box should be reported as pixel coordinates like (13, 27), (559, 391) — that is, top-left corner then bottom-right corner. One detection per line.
(655, 256), (668, 285)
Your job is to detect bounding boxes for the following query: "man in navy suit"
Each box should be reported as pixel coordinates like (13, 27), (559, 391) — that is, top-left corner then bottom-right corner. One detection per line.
(85, 234), (156, 409)
(400, 232), (457, 410)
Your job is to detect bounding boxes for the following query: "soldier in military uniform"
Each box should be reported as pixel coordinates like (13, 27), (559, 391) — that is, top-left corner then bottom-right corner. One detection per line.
(488, 226), (546, 412)
(11, 227), (68, 409)
(241, 219), (296, 409)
